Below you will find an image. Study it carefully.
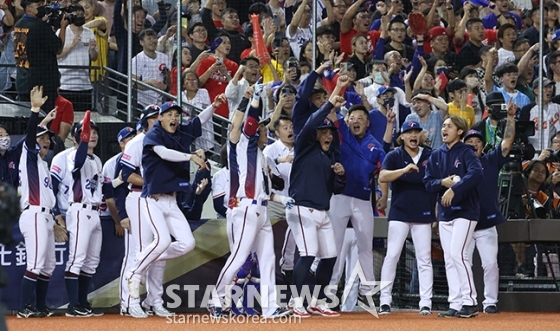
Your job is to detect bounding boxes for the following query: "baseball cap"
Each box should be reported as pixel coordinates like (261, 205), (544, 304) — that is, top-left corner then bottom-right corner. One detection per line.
(553, 29), (560, 41)
(316, 117), (337, 130)
(464, 129), (484, 142)
(532, 77), (554, 89)
(429, 26), (447, 41)
(159, 101), (182, 115)
(136, 120), (143, 131)
(36, 125), (55, 137)
(485, 91), (505, 105)
(259, 116), (271, 127)
(140, 105), (160, 121)
(376, 86), (396, 98)
(117, 126), (136, 143)
(401, 121), (422, 133)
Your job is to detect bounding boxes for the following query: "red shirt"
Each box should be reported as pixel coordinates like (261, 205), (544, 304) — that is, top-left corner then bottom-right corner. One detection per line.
(51, 95), (74, 136)
(196, 57), (239, 118)
(340, 28), (380, 61)
(169, 66), (185, 96)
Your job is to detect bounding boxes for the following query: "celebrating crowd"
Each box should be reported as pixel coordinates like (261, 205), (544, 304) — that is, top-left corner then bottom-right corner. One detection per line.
(2, 0), (560, 322)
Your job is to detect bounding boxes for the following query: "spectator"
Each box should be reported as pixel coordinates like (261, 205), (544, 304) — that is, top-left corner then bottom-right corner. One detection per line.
(446, 79), (474, 128)
(320, 0), (347, 48)
(522, 78), (560, 150)
(40, 92), (74, 142)
(519, 8), (540, 47)
(346, 34), (369, 80)
(57, 4), (98, 112)
(169, 47), (208, 96)
(0, 31), (16, 96)
(286, 1), (312, 60)
(496, 23), (517, 67)
(14, 0), (68, 112)
(157, 17), (188, 60)
(225, 57), (262, 119)
(187, 22), (209, 61)
(404, 90), (446, 149)
(369, 86), (397, 144)
(81, 0), (108, 87)
(340, 4), (380, 59)
(457, 18), (485, 69)
(487, 62), (531, 110)
(482, 0), (522, 30)
(202, 4), (249, 63)
(299, 40), (319, 67)
(0, 125), (23, 188)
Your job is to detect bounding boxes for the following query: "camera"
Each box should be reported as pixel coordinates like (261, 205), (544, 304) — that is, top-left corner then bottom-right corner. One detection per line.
(281, 86), (292, 95)
(489, 103), (508, 120)
(544, 149), (560, 163)
(288, 61), (297, 69)
(500, 120), (535, 172)
(46, 3), (80, 28)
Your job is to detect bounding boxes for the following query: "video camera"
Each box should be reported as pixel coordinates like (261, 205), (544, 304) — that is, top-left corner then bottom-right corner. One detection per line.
(500, 120), (535, 172)
(46, 3), (80, 28)
(488, 103), (508, 121)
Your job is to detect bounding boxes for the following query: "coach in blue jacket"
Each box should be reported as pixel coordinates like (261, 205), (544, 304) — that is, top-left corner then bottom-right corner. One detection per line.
(424, 115), (483, 319)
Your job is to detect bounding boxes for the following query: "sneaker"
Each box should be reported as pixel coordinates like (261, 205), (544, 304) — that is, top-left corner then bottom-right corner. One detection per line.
(437, 308), (458, 318)
(128, 305), (148, 318)
(84, 305), (104, 317)
(120, 306), (130, 316)
(128, 278), (141, 299)
(379, 304), (391, 315)
(142, 302), (174, 317)
(209, 306), (224, 319)
(17, 306), (41, 318)
(484, 305), (498, 314)
(307, 299), (340, 317)
(419, 306), (432, 315)
(42, 307), (62, 317)
(243, 307), (261, 316)
(457, 305), (479, 318)
(66, 305), (93, 317)
(291, 297), (311, 318)
(266, 307), (292, 318)
(281, 269), (293, 285)
(287, 297), (295, 310)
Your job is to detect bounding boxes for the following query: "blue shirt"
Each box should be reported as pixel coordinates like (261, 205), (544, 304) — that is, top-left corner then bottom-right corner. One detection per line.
(142, 118), (202, 196)
(112, 153), (130, 221)
(423, 142), (484, 222)
(405, 111), (444, 149)
(477, 144), (507, 231)
(368, 109), (395, 145)
(382, 146), (437, 223)
(494, 87), (531, 110)
(289, 102), (347, 210)
(292, 71), (321, 135)
(338, 120), (385, 201)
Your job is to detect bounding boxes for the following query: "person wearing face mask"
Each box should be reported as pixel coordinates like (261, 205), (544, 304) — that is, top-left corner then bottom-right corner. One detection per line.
(56, 4), (98, 112)
(14, 0), (68, 114)
(460, 68), (485, 122)
(0, 125), (24, 189)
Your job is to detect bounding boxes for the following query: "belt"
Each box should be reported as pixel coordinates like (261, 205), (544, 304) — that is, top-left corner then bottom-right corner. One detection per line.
(149, 192), (176, 201)
(24, 206), (53, 214)
(239, 198), (268, 206)
(130, 187), (142, 192)
(71, 203), (99, 211)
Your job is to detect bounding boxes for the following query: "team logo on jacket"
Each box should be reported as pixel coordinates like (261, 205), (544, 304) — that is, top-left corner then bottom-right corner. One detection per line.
(422, 160), (428, 167)
(454, 159), (461, 168)
(367, 143), (376, 151)
(8, 161), (15, 169)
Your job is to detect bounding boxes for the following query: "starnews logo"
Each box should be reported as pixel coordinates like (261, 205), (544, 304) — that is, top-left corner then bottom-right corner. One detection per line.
(164, 262), (391, 320)
(166, 313), (302, 324)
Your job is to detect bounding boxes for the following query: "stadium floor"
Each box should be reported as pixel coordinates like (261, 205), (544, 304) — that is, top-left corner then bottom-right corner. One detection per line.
(6, 311), (560, 331)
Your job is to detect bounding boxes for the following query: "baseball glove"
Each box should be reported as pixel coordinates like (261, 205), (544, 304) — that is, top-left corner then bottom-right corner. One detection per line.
(54, 224), (68, 243)
(408, 12), (428, 36)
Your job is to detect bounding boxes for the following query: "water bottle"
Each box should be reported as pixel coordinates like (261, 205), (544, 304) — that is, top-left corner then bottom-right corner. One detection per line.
(507, 281), (513, 292)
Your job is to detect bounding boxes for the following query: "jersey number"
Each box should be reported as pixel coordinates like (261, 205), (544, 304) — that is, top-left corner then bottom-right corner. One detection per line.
(43, 177), (53, 189)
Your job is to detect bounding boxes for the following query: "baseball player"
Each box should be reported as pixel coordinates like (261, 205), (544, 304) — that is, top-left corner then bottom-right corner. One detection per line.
(212, 144), (229, 219)
(262, 115), (295, 282)
(209, 85), (292, 319)
(17, 86), (64, 318)
(463, 100), (516, 314)
(118, 105), (166, 318)
(327, 101), (385, 307)
(424, 115), (484, 319)
(378, 120), (437, 315)
(126, 98), (221, 305)
(286, 79), (347, 318)
(59, 110), (104, 317)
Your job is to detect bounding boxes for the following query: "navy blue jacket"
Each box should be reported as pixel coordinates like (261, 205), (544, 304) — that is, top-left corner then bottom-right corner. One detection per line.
(142, 119), (201, 197)
(0, 138), (24, 188)
(338, 120), (385, 201)
(292, 71), (320, 135)
(289, 102), (347, 210)
(112, 153), (129, 221)
(477, 144), (507, 231)
(423, 142), (483, 222)
(383, 146), (437, 223)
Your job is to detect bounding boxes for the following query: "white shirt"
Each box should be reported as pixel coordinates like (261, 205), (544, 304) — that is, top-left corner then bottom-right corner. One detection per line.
(263, 140), (294, 197)
(100, 153), (119, 217)
(57, 26), (96, 91)
(497, 48), (515, 68)
(528, 102), (560, 150)
(211, 167), (229, 218)
(181, 88), (214, 151)
(68, 151), (103, 205)
(50, 148), (75, 217)
(286, 26), (312, 60)
(121, 132), (145, 190)
(19, 144), (56, 210)
(131, 51), (171, 107)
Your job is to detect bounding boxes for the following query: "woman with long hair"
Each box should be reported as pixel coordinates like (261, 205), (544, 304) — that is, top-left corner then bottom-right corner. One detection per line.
(180, 70), (215, 152)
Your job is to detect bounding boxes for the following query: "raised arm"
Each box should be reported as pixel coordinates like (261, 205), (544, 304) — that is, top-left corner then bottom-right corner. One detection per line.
(501, 99), (517, 157)
(229, 86), (253, 144)
(341, 0), (365, 34)
(288, 0), (307, 37)
(26, 86), (47, 149)
(150, 0), (168, 34)
(198, 94), (226, 125)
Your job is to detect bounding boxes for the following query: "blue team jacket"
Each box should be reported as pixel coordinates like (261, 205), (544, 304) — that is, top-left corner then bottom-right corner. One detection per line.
(383, 146), (437, 223)
(423, 142), (483, 222)
(292, 71), (320, 135)
(477, 144), (507, 231)
(289, 102), (347, 210)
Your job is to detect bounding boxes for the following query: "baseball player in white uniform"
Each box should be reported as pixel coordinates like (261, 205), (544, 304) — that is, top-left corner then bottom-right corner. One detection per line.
(17, 86), (64, 318)
(209, 85), (292, 319)
(119, 105), (169, 318)
(212, 145), (229, 219)
(59, 110), (104, 317)
(262, 115), (295, 282)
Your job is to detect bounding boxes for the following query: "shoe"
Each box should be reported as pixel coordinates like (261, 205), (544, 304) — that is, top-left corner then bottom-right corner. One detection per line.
(379, 304), (391, 315)
(120, 306), (130, 316)
(287, 297), (295, 310)
(437, 308), (458, 318)
(244, 307), (261, 316)
(267, 307), (292, 318)
(66, 305), (93, 317)
(128, 278), (141, 299)
(17, 306), (43, 318)
(128, 305), (148, 318)
(307, 299), (340, 317)
(83, 304), (104, 317)
(42, 307), (62, 317)
(457, 305), (478, 318)
(142, 302), (174, 317)
(291, 297), (311, 318)
(281, 269), (293, 285)
(209, 306), (224, 319)
(419, 306), (432, 315)
(484, 305), (498, 314)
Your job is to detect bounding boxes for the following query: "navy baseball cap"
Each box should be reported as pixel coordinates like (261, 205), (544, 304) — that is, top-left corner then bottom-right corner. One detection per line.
(36, 125), (55, 137)
(553, 29), (560, 41)
(376, 86), (396, 98)
(160, 101), (182, 115)
(317, 117), (337, 130)
(117, 126), (136, 143)
(401, 121), (422, 133)
(464, 129), (484, 142)
(135, 120), (143, 131)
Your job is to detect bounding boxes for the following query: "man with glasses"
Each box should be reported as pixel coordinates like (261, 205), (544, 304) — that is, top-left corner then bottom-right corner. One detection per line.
(382, 16), (414, 63)
(320, 0), (348, 46)
(187, 22), (209, 61)
(427, 26), (458, 77)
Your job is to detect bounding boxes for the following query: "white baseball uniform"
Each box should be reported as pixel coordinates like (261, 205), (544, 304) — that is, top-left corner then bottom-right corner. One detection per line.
(50, 148), (74, 218)
(467, 226), (499, 309)
(131, 51), (171, 107)
(211, 167), (229, 219)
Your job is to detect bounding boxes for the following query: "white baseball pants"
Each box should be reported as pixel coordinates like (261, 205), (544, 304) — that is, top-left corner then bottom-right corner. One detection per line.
(467, 226), (499, 309)
(19, 208), (56, 276)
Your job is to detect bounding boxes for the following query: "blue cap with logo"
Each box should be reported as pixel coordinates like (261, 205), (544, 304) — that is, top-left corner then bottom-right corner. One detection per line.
(36, 125), (55, 137)
(316, 117), (337, 130)
(401, 121), (422, 133)
(117, 126), (136, 143)
(376, 86), (397, 98)
(160, 101), (182, 115)
(464, 129), (484, 142)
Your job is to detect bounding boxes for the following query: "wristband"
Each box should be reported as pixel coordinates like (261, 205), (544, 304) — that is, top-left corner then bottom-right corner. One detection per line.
(112, 177), (125, 188)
